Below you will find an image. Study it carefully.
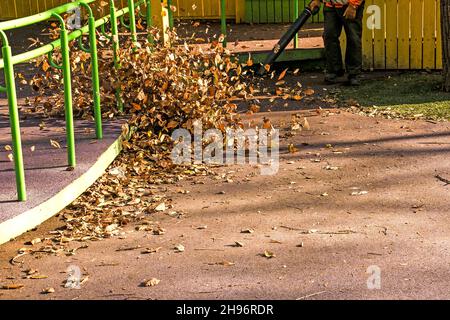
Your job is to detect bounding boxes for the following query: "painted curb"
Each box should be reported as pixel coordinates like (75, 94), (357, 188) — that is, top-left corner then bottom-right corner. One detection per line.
(0, 136), (123, 245)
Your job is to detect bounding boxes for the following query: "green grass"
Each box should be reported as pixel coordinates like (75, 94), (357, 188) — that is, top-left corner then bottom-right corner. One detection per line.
(336, 72), (450, 121)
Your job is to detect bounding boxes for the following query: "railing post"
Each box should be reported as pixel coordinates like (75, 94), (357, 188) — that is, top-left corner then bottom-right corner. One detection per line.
(128, 0), (138, 47)
(0, 31), (26, 201)
(110, 0), (123, 112)
(146, 0), (153, 43)
(52, 13), (76, 168)
(80, 2), (102, 140)
(167, 0), (174, 29)
(220, 0), (227, 47)
(293, 0), (299, 49)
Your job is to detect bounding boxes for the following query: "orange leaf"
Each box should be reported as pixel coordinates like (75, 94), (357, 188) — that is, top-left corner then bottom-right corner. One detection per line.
(304, 88), (315, 96)
(131, 103), (142, 111)
(42, 60), (50, 72)
(278, 68), (288, 81)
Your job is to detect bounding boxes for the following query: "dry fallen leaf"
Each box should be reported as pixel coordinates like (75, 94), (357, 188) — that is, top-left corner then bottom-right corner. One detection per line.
(28, 274), (48, 280)
(141, 247), (162, 254)
(154, 202), (166, 212)
(302, 118), (311, 130)
(246, 54), (253, 67)
(270, 239), (282, 244)
(1, 284), (24, 290)
(288, 144), (299, 153)
(216, 261), (235, 266)
(303, 88), (315, 96)
(278, 68), (288, 81)
(27, 238), (42, 246)
(50, 139), (61, 149)
(142, 278), (160, 287)
(174, 244), (185, 252)
(42, 287), (55, 294)
(351, 191), (368, 196)
(263, 250), (276, 259)
(234, 241), (244, 247)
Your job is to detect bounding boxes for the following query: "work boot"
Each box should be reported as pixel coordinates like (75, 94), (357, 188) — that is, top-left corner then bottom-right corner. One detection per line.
(324, 70), (345, 84)
(348, 75), (361, 86)
(324, 73), (338, 84)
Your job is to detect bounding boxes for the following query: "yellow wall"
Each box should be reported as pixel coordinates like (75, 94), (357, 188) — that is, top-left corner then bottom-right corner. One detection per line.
(357, 0), (442, 70)
(172, 0), (236, 19)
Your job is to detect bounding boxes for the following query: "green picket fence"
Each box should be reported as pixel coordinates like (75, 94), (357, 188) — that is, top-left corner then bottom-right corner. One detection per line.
(245, 0), (324, 24)
(0, 0), (153, 201)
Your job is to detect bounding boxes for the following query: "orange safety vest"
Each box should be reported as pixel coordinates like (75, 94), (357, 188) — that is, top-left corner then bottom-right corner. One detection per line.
(323, 0), (362, 8)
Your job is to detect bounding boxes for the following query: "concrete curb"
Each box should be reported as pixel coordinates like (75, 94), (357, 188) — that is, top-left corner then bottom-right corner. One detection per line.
(0, 136), (123, 245)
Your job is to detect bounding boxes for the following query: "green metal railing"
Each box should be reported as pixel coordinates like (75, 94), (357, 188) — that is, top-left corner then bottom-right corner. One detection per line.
(0, 0), (153, 201)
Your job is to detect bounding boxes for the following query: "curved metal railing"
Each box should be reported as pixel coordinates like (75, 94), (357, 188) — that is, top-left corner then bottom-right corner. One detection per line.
(0, 0), (152, 201)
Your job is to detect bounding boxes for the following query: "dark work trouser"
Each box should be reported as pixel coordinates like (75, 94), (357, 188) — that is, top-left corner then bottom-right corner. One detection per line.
(323, 2), (365, 76)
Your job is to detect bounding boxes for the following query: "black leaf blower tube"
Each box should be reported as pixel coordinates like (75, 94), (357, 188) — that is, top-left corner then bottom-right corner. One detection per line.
(257, 2), (320, 75)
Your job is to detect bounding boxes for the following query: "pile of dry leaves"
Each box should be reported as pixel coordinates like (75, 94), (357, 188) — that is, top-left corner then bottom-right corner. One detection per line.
(14, 27), (259, 260)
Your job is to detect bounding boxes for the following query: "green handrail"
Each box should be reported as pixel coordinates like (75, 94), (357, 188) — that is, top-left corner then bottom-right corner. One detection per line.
(0, 0), (152, 201)
(294, 0), (299, 49)
(220, 0), (227, 47)
(80, 2), (102, 140)
(0, 30), (26, 201)
(51, 13), (76, 167)
(167, 0), (174, 29)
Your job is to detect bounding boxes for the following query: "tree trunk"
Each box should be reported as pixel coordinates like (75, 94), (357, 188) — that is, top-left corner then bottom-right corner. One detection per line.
(441, 0), (450, 91)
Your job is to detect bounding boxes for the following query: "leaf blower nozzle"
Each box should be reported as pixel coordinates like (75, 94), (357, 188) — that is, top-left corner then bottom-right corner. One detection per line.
(257, 3), (320, 76)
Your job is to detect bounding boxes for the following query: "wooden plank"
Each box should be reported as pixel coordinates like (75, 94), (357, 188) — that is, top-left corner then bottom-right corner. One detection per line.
(0, 2), (7, 20)
(38, 0), (48, 12)
(236, 0), (246, 23)
(410, 0), (423, 69)
(12, 0), (32, 17)
(227, 0), (237, 19)
(423, 0), (437, 69)
(177, 0), (186, 17)
(29, 0), (40, 16)
(316, 0), (324, 23)
(252, 0), (260, 23)
(266, 0), (275, 23)
(372, 0), (385, 69)
(203, 0), (213, 17)
(151, 0), (164, 27)
(274, 0), (283, 23)
(208, 0), (221, 18)
(182, 0), (203, 17)
(362, 0), (374, 69)
(436, 0), (443, 68)
(385, 0), (398, 69)
(259, 0), (268, 23)
(397, 0), (410, 69)
(172, 0), (179, 17)
(12, 0), (29, 18)
(281, 0), (291, 23)
(245, 0), (253, 22)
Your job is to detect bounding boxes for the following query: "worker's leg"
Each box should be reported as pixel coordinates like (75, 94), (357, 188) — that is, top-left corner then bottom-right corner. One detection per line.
(323, 6), (344, 80)
(343, 2), (365, 81)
